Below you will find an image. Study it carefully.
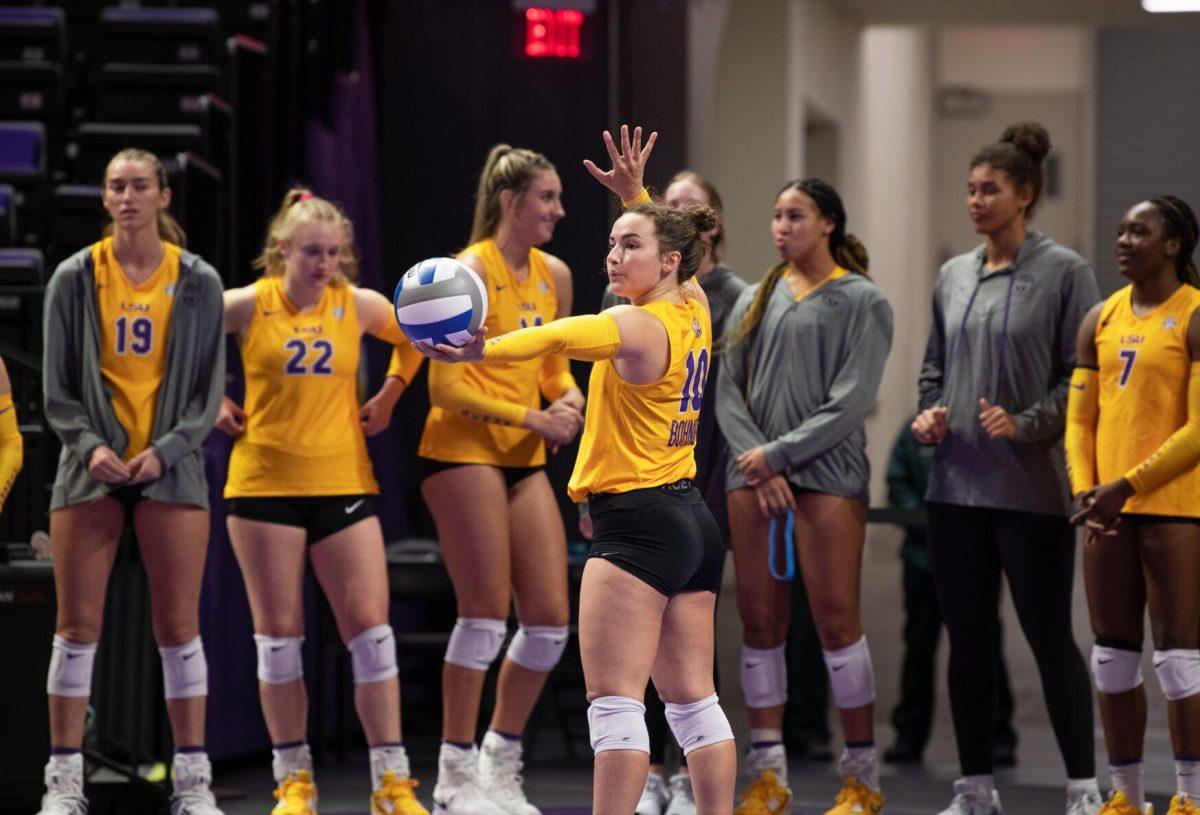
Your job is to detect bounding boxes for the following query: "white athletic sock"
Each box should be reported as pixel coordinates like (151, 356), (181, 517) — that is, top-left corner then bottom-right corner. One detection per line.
(841, 743), (879, 791)
(369, 743), (411, 789)
(962, 774), (995, 797)
(1110, 761), (1144, 808)
(1176, 758), (1200, 798)
(271, 742), (313, 784)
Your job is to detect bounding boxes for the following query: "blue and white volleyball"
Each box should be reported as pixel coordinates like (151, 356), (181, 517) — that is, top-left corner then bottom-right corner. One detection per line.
(393, 257), (488, 347)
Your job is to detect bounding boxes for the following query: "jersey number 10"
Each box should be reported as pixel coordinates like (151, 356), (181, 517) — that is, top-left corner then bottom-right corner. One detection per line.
(678, 348), (709, 413)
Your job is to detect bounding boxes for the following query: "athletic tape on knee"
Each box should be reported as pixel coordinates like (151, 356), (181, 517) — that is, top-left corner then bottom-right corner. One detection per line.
(159, 636), (208, 699)
(254, 634), (305, 684)
(1154, 649), (1200, 701)
(587, 695), (649, 754)
(740, 643), (787, 708)
(46, 635), (97, 698)
(665, 693), (734, 756)
(506, 624), (569, 673)
(347, 624), (398, 684)
(823, 636), (876, 709)
(1092, 643), (1143, 694)
(444, 617), (507, 671)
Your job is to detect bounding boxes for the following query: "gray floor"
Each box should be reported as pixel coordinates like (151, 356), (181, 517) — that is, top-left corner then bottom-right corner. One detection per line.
(200, 525), (1181, 813)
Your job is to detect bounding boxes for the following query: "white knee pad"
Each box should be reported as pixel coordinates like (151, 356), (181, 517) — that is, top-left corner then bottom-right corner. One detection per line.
(1154, 649), (1200, 701)
(587, 695), (649, 754)
(347, 624), (398, 684)
(159, 636), (208, 699)
(740, 643), (787, 709)
(254, 634), (305, 684)
(506, 624), (569, 673)
(1092, 643), (1143, 694)
(665, 693), (734, 756)
(823, 636), (876, 710)
(444, 618), (507, 671)
(46, 635), (97, 698)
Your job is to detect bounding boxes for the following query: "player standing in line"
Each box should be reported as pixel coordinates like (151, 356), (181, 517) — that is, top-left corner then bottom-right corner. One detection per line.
(1066, 196), (1200, 815)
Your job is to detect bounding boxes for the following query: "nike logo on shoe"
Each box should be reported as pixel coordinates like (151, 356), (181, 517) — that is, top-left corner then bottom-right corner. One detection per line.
(270, 645), (287, 652)
(743, 660), (761, 668)
(375, 634), (390, 644)
(344, 499), (365, 514)
(1097, 658), (1113, 664)
(182, 650), (199, 660)
(832, 664), (845, 671)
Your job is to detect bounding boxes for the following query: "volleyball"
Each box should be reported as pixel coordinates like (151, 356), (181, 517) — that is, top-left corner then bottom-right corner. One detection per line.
(393, 257), (489, 347)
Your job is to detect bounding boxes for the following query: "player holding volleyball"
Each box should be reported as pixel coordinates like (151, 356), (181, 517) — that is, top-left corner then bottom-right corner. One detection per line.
(217, 189), (426, 815)
(419, 126), (737, 815)
(1066, 196), (1200, 815)
(386, 144), (582, 815)
(39, 148), (225, 815)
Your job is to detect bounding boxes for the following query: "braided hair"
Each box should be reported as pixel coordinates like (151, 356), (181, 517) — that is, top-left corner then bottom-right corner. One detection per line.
(1146, 195), (1200, 288)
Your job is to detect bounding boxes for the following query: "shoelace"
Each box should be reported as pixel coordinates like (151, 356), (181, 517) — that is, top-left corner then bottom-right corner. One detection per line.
(736, 774), (786, 815)
(1173, 795), (1199, 815)
(275, 772), (318, 811)
(374, 774), (423, 813)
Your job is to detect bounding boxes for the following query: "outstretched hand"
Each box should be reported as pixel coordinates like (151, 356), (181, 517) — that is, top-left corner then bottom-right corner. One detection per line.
(416, 327), (488, 364)
(583, 124), (657, 201)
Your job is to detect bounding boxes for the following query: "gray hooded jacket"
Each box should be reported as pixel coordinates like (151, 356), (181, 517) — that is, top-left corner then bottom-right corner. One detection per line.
(43, 245), (225, 510)
(918, 231), (1100, 515)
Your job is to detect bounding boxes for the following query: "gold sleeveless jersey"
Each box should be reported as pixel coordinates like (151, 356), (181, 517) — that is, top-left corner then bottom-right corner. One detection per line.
(93, 237), (181, 460)
(225, 277), (378, 497)
(419, 238), (561, 467)
(568, 297), (711, 501)
(1095, 283), (1200, 516)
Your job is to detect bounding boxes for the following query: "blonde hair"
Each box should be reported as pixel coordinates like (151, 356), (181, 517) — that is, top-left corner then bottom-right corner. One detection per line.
(252, 188), (359, 284)
(469, 144), (556, 245)
(101, 148), (187, 247)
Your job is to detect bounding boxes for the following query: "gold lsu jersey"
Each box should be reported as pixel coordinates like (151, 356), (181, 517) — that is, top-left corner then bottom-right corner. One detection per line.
(568, 296), (712, 501)
(1095, 282), (1200, 517)
(93, 237), (181, 460)
(225, 276), (378, 497)
(419, 238), (567, 467)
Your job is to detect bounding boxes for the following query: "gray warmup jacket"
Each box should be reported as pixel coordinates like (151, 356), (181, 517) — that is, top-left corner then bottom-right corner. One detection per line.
(918, 232), (1100, 516)
(43, 245), (226, 510)
(717, 269), (894, 500)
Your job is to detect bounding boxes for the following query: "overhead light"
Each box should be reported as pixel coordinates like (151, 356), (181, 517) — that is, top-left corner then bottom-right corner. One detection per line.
(1142, 0), (1200, 12)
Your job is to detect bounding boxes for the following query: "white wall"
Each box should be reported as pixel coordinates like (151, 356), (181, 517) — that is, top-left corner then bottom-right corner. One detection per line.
(936, 26), (1091, 92)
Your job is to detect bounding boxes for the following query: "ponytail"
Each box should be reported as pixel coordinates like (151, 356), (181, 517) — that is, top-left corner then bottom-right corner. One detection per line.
(469, 144), (555, 245)
(722, 262), (788, 351)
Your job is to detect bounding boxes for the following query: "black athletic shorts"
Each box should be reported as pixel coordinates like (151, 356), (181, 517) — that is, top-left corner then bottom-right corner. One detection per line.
(1120, 513), (1200, 525)
(226, 495), (376, 544)
(415, 456), (543, 489)
(108, 483), (147, 526)
(587, 479), (724, 597)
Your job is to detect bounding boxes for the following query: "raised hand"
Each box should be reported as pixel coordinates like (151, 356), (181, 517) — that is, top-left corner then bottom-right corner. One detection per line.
(583, 124), (658, 201)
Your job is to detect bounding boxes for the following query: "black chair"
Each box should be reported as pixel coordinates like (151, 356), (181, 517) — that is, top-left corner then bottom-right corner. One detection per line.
(48, 184), (103, 271)
(69, 122), (202, 185)
(99, 6), (220, 66)
(97, 63), (221, 124)
(0, 6), (67, 64)
(0, 183), (15, 247)
(0, 122), (46, 245)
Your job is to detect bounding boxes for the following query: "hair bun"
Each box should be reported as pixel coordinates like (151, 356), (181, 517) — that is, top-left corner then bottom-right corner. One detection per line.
(687, 205), (720, 236)
(1000, 122), (1051, 163)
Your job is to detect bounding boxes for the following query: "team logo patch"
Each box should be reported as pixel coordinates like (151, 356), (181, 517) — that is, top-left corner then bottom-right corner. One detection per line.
(691, 317), (703, 338)
(1013, 272), (1035, 294)
(539, 280), (550, 293)
(164, 283), (177, 297)
(1164, 316), (1178, 329)
(333, 306), (345, 320)
(821, 291), (846, 309)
